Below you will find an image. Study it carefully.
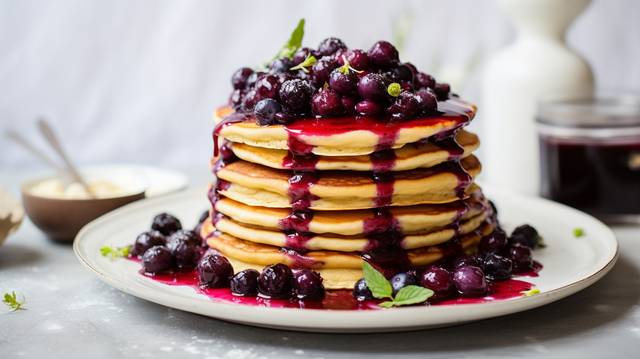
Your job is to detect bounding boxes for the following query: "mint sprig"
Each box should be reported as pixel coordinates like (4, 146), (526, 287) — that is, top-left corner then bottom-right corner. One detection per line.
(387, 82), (401, 97)
(362, 262), (434, 307)
(573, 228), (585, 238)
(521, 288), (540, 297)
(100, 245), (130, 260)
(273, 18), (305, 60)
(337, 55), (364, 75)
(290, 54), (317, 73)
(3, 291), (26, 311)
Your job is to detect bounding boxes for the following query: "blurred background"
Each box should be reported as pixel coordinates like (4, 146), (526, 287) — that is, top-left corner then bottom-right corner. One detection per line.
(1, 0), (639, 173)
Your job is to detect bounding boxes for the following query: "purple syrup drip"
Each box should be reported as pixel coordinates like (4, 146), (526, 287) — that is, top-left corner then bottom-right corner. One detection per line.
(280, 248), (318, 268)
(213, 113), (248, 157)
(212, 140), (238, 173)
(288, 172), (319, 211)
(279, 210), (316, 252)
(282, 152), (319, 171)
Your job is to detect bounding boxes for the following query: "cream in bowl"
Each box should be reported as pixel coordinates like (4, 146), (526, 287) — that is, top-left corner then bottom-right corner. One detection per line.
(22, 169), (146, 242)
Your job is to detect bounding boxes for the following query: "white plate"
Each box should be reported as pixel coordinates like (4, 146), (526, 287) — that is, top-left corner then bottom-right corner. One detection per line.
(74, 186), (618, 333)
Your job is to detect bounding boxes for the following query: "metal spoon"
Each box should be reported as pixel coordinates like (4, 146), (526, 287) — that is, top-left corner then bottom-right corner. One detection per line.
(36, 118), (96, 198)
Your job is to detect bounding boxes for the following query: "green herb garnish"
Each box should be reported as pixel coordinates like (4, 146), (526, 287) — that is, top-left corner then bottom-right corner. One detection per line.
(273, 18), (305, 60)
(100, 245), (131, 260)
(387, 82), (402, 97)
(362, 262), (434, 308)
(289, 54), (317, 73)
(521, 288), (541, 297)
(337, 55), (364, 75)
(573, 228), (585, 238)
(3, 291), (26, 311)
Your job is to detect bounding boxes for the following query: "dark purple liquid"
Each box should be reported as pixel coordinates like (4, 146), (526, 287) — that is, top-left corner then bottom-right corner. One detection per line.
(539, 137), (640, 218)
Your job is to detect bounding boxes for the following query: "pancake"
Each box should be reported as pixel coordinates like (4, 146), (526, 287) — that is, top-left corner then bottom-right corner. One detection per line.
(215, 156), (481, 210)
(214, 98), (476, 156)
(212, 210), (489, 252)
(227, 130), (479, 172)
(202, 221), (493, 289)
(213, 193), (488, 235)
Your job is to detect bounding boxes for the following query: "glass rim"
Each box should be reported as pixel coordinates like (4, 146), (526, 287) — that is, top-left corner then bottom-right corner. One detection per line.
(536, 95), (640, 128)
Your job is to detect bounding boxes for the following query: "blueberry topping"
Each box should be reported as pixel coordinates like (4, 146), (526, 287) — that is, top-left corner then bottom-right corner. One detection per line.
(420, 266), (454, 299)
(258, 263), (294, 299)
(355, 100), (383, 116)
(390, 272), (417, 296)
(344, 49), (369, 70)
(353, 278), (374, 301)
(254, 74), (281, 100)
(151, 213), (182, 236)
(311, 88), (343, 116)
(241, 89), (259, 111)
(357, 73), (387, 101)
(389, 64), (414, 83)
(269, 57), (294, 73)
(415, 72), (435, 89)
(509, 245), (533, 273)
(317, 37), (347, 57)
(387, 91), (420, 119)
(142, 246), (174, 274)
(329, 69), (358, 94)
(254, 98), (283, 125)
(279, 79), (313, 113)
(310, 56), (339, 87)
(478, 229), (509, 255)
(166, 229), (200, 252)
(483, 253), (513, 281)
(231, 67), (254, 89)
(415, 89), (438, 113)
(131, 230), (165, 257)
(368, 41), (399, 68)
(452, 265), (487, 297)
(452, 255), (481, 269)
(434, 82), (451, 100)
(292, 47), (314, 65)
(293, 269), (325, 300)
(509, 224), (540, 249)
(230, 269), (260, 296)
(197, 254), (234, 288)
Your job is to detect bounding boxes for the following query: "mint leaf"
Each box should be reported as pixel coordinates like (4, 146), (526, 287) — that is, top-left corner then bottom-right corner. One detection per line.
(362, 262), (393, 299)
(100, 245), (130, 260)
(337, 55), (364, 74)
(290, 54), (317, 73)
(387, 82), (401, 97)
(3, 291), (25, 311)
(393, 285), (434, 305)
(573, 228), (585, 238)
(522, 288), (540, 297)
(274, 18), (305, 60)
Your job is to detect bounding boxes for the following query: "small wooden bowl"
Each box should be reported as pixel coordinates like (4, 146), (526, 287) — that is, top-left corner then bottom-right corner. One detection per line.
(21, 178), (145, 242)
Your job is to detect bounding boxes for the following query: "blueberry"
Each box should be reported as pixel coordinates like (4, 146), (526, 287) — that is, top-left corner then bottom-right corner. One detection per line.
(434, 83), (451, 100)
(166, 229), (200, 252)
(142, 246), (174, 274)
(415, 89), (438, 113)
(292, 47), (314, 65)
(357, 73), (387, 101)
(452, 255), (481, 269)
(420, 266), (454, 299)
(254, 74), (281, 100)
(310, 56), (339, 87)
(241, 89), (260, 111)
(197, 254), (234, 288)
(509, 224), (540, 249)
(388, 64), (414, 83)
(230, 269), (260, 296)
(173, 240), (201, 269)
(390, 272), (417, 296)
(151, 213), (182, 236)
(329, 69), (358, 94)
(353, 278), (373, 301)
(311, 88), (343, 116)
(258, 263), (293, 299)
(317, 37), (347, 57)
(254, 98), (283, 125)
(229, 89), (244, 110)
(509, 245), (533, 273)
(483, 253), (513, 281)
(387, 91), (420, 119)
(368, 41), (399, 68)
(245, 71), (264, 88)
(355, 100), (383, 116)
(452, 265), (487, 297)
(415, 72), (435, 89)
(131, 230), (165, 257)
(344, 49), (369, 70)
(231, 67), (254, 89)
(478, 229), (509, 255)
(341, 96), (358, 114)
(269, 58), (294, 73)
(279, 79), (313, 113)
(293, 269), (325, 300)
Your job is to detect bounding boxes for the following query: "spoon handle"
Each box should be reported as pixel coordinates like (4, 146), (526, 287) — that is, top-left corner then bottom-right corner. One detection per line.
(36, 119), (96, 198)
(5, 130), (63, 171)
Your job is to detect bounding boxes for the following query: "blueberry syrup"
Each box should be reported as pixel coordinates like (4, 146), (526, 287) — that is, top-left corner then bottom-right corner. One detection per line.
(213, 112), (248, 157)
(282, 152), (319, 171)
(288, 172), (319, 211)
(138, 266), (538, 309)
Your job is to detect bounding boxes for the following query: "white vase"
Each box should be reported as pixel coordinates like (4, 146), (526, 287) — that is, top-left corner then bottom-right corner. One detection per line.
(482, 0), (594, 196)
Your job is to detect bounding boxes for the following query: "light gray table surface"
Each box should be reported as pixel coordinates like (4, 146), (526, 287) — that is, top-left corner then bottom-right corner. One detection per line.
(1, 168), (639, 359)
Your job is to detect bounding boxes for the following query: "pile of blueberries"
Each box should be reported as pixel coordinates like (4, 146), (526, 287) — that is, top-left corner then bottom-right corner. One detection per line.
(229, 38), (450, 125)
(131, 213), (325, 301)
(354, 223), (542, 301)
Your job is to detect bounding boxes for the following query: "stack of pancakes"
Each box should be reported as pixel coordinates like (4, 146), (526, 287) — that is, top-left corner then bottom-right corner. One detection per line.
(202, 98), (496, 289)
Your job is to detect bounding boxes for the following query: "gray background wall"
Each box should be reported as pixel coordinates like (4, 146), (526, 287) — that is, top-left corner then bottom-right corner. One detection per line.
(1, 0), (638, 170)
